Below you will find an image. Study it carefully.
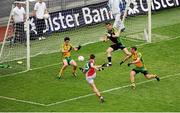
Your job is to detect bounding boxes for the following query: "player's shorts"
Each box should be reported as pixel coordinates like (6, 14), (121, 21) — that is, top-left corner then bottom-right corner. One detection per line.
(110, 42), (125, 51)
(132, 67), (148, 76)
(86, 73), (96, 84)
(64, 57), (72, 65)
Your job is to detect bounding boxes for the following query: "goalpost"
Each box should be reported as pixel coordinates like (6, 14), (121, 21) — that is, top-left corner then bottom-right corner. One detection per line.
(148, 0), (152, 43)
(0, 0), (152, 75)
(0, 0), (30, 72)
(120, 0), (152, 42)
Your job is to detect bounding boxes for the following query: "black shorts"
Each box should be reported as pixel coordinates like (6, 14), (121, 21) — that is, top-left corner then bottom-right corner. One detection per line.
(14, 22), (24, 34)
(110, 43), (125, 51)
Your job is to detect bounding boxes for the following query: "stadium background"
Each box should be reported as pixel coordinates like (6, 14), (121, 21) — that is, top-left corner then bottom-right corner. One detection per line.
(0, 0), (180, 112)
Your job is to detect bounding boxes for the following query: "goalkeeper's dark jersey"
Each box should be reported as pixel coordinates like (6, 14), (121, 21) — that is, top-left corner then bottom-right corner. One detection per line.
(107, 28), (122, 44)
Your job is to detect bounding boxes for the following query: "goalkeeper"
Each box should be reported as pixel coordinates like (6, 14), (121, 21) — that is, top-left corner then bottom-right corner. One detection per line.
(120, 46), (160, 89)
(101, 22), (131, 67)
(58, 37), (81, 79)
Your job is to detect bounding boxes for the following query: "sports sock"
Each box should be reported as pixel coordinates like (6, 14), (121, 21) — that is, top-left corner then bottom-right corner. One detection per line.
(107, 57), (111, 64)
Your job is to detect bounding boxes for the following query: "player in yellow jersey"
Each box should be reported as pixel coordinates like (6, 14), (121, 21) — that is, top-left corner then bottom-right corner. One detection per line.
(120, 46), (160, 89)
(58, 37), (81, 79)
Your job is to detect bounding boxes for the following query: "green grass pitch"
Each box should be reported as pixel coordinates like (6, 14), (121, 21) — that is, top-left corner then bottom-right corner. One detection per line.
(0, 7), (180, 112)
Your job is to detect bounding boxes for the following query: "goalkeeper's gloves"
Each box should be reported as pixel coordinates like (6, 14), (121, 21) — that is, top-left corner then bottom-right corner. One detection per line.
(77, 45), (81, 50)
(106, 33), (112, 38)
(127, 63), (132, 67)
(120, 61), (124, 65)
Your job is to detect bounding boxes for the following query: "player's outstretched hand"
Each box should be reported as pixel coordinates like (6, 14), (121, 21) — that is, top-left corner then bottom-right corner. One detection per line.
(77, 45), (81, 50)
(120, 61), (124, 65)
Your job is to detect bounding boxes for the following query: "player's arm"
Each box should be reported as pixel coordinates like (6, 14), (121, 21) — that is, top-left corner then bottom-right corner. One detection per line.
(23, 8), (26, 22)
(11, 9), (15, 23)
(90, 63), (104, 71)
(33, 3), (38, 17)
(106, 28), (120, 38)
(72, 45), (81, 51)
(100, 35), (109, 42)
(128, 57), (141, 67)
(112, 28), (120, 38)
(44, 2), (48, 14)
(120, 54), (132, 65)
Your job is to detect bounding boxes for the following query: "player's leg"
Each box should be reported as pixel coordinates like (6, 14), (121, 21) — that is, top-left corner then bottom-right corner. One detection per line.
(70, 59), (77, 77)
(122, 47), (131, 56)
(58, 59), (68, 78)
(40, 19), (46, 40)
(130, 70), (136, 89)
(87, 76), (104, 103)
(113, 13), (125, 32)
(15, 23), (20, 43)
(19, 22), (25, 43)
(106, 46), (114, 66)
(36, 19), (41, 40)
(144, 73), (160, 81)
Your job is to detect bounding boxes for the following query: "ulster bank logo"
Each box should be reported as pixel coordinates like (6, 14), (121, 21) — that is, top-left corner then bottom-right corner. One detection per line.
(127, 0), (140, 15)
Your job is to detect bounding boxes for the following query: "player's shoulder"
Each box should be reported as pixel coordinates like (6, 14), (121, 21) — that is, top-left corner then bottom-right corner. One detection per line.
(13, 6), (18, 10)
(35, 2), (39, 5)
(89, 59), (94, 63)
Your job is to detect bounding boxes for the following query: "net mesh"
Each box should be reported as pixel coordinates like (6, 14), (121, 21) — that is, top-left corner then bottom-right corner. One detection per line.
(0, 0), (149, 75)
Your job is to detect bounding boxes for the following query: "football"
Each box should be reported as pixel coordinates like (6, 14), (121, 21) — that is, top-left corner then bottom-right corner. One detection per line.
(78, 55), (84, 61)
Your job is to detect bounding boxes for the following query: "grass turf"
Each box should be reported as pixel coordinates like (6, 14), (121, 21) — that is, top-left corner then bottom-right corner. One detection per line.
(0, 7), (180, 112)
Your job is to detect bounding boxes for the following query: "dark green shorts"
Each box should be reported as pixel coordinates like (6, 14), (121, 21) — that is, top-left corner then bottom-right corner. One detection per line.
(132, 67), (148, 75)
(64, 57), (72, 65)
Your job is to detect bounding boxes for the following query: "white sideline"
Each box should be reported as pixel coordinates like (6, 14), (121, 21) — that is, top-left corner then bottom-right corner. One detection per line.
(46, 73), (180, 106)
(1, 35), (180, 78)
(0, 72), (179, 106)
(0, 96), (46, 106)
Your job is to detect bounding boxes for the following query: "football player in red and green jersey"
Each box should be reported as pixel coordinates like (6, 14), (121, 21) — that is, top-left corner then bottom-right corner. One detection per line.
(79, 54), (104, 103)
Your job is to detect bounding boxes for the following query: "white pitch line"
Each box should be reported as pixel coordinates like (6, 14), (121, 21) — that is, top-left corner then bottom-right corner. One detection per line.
(1, 35), (180, 78)
(0, 72), (179, 106)
(0, 96), (46, 106)
(45, 72), (180, 106)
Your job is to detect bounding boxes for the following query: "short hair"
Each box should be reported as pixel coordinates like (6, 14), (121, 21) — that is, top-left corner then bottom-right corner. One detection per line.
(64, 37), (70, 41)
(90, 54), (95, 59)
(105, 22), (112, 26)
(131, 46), (137, 51)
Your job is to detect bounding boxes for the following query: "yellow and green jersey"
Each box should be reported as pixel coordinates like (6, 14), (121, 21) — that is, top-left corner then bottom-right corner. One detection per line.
(61, 43), (73, 58)
(131, 52), (145, 68)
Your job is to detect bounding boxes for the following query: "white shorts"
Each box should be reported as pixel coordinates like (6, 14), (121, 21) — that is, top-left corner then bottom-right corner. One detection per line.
(86, 73), (96, 84)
